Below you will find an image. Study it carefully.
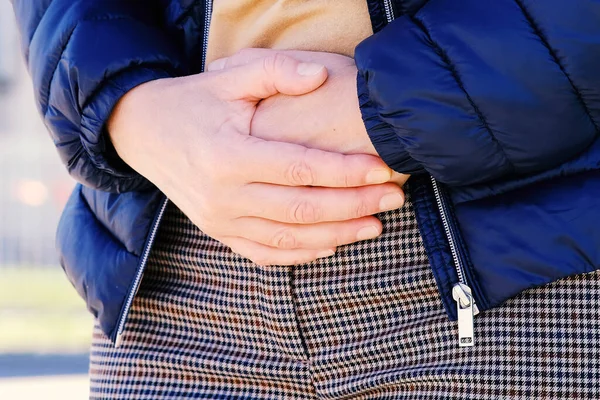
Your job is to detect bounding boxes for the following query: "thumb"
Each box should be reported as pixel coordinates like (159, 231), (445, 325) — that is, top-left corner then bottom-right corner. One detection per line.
(220, 54), (328, 101)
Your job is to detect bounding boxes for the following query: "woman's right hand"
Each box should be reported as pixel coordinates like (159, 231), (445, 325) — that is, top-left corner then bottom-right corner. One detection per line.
(108, 56), (406, 265)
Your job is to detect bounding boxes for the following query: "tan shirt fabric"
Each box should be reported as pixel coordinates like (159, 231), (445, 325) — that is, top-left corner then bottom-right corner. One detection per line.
(205, 0), (374, 64)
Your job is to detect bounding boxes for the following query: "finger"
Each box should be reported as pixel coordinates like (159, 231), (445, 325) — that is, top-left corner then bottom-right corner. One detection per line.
(218, 53), (328, 100)
(208, 48), (275, 71)
(223, 237), (335, 266)
(236, 182), (405, 224)
(226, 216), (383, 250)
(208, 49), (345, 72)
(233, 135), (394, 187)
(390, 172), (411, 187)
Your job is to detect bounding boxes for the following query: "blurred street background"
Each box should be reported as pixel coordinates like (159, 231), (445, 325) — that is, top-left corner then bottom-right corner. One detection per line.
(0, 3), (91, 398)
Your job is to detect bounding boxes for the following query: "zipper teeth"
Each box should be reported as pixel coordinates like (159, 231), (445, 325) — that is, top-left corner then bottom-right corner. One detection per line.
(115, 0), (214, 346)
(383, 0), (394, 23)
(430, 177), (466, 285)
(201, 0), (213, 72)
(376, 0), (478, 313)
(114, 198), (169, 342)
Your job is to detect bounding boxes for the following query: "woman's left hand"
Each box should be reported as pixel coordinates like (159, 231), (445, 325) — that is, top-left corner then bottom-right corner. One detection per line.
(208, 48), (409, 187)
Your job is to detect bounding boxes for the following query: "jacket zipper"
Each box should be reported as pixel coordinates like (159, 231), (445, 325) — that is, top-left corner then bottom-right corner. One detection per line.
(379, 3), (477, 347)
(114, 197), (168, 347)
(114, 0), (214, 347)
(383, 0), (395, 22)
(201, 0), (213, 72)
(431, 177), (479, 347)
(115, 0), (476, 348)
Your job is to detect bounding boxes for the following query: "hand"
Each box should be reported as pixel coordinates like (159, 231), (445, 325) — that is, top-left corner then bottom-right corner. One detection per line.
(209, 49), (410, 186)
(108, 55), (406, 265)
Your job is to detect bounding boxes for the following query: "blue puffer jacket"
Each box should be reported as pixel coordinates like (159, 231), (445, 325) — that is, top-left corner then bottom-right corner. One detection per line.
(12, 0), (600, 347)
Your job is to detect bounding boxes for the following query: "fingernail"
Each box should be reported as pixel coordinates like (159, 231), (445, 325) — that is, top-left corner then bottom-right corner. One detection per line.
(297, 63), (325, 76)
(317, 249), (335, 259)
(366, 169), (392, 184)
(356, 226), (381, 241)
(379, 192), (405, 211)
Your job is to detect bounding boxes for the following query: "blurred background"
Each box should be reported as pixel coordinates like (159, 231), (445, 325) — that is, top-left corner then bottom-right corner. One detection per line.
(0, 3), (91, 398)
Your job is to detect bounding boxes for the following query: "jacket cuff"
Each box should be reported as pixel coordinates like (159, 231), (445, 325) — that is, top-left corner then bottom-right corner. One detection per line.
(78, 66), (173, 191)
(357, 71), (423, 175)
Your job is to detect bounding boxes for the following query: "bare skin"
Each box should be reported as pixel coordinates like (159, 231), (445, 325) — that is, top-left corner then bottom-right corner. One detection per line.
(209, 49), (410, 186)
(108, 54), (406, 265)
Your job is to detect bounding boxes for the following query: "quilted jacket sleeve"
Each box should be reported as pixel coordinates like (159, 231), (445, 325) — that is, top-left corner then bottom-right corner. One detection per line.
(12, 0), (184, 192)
(355, 0), (600, 186)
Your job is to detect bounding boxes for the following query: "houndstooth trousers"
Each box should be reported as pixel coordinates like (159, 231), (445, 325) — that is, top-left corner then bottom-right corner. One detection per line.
(89, 192), (600, 399)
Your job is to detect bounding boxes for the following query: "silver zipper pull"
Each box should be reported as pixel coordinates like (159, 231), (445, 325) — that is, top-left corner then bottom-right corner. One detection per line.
(115, 333), (124, 348)
(452, 283), (475, 347)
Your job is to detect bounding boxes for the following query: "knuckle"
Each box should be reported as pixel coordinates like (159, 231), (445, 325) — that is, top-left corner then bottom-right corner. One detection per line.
(235, 48), (254, 59)
(262, 53), (290, 75)
(285, 159), (315, 186)
(288, 199), (321, 224)
(261, 54), (278, 75)
(270, 228), (298, 250)
(272, 52), (288, 68)
(344, 173), (352, 188)
(352, 199), (370, 219)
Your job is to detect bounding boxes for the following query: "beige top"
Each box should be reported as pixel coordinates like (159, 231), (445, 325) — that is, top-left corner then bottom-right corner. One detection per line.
(205, 0), (374, 64)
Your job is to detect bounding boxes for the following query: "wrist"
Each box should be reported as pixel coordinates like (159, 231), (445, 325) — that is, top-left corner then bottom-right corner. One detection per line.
(107, 81), (146, 154)
(107, 78), (167, 173)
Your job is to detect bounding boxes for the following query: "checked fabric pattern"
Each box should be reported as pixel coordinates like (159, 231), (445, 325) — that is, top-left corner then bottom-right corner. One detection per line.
(89, 192), (600, 399)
